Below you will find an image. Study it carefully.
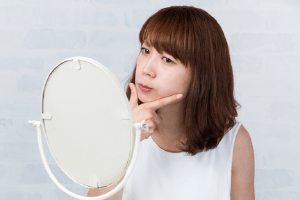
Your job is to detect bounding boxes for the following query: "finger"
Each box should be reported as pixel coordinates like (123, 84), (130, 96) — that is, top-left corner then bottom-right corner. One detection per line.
(152, 111), (162, 124)
(146, 93), (182, 111)
(129, 83), (138, 108)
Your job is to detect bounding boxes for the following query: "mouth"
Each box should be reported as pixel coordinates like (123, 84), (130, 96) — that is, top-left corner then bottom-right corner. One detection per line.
(139, 83), (152, 89)
(139, 83), (152, 92)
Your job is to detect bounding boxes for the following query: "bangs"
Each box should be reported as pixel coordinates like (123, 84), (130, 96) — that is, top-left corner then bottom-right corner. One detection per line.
(139, 7), (194, 68)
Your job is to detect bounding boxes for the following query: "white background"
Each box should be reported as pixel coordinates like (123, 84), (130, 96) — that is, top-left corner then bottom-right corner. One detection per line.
(0, 0), (299, 199)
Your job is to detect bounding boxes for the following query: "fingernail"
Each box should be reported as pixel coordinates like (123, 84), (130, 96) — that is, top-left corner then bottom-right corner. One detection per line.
(177, 94), (182, 99)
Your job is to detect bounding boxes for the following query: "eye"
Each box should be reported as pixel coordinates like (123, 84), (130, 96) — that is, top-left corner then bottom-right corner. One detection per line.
(140, 47), (149, 54)
(163, 57), (173, 64)
(140, 47), (174, 64)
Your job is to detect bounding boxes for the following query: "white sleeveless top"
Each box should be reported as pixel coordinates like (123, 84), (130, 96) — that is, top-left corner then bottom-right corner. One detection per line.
(122, 121), (242, 200)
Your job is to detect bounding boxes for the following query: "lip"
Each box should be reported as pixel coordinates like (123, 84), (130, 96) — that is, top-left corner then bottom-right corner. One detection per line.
(140, 83), (152, 89)
(139, 84), (152, 92)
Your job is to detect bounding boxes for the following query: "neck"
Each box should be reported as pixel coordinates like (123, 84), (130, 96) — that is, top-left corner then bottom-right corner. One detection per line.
(152, 100), (187, 152)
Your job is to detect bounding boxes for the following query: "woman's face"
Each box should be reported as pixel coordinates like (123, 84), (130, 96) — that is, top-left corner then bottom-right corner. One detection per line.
(135, 41), (192, 103)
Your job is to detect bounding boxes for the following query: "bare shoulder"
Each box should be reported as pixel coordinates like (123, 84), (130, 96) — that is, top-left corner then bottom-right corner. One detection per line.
(233, 124), (254, 163)
(231, 124), (255, 200)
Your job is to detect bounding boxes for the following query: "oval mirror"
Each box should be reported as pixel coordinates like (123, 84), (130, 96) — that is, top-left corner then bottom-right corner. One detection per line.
(28, 56), (145, 199)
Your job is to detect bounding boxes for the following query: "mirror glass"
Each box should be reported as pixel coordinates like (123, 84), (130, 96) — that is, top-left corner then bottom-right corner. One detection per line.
(41, 57), (135, 188)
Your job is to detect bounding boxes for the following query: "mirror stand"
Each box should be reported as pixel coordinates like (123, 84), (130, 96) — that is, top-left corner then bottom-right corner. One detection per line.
(28, 119), (148, 200)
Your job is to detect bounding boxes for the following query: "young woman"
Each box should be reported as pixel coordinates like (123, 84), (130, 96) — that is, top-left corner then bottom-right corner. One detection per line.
(88, 5), (255, 200)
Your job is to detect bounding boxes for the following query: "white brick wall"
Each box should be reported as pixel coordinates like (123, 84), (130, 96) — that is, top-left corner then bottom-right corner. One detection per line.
(0, 0), (299, 199)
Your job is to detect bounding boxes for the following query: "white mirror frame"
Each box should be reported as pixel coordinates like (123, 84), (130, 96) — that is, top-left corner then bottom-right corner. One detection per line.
(28, 57), (149, 200)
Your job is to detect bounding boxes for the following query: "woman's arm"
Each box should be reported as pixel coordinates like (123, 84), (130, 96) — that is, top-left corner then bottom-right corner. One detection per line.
(231, 125), (255, 200)
(87, 174), (125, 200)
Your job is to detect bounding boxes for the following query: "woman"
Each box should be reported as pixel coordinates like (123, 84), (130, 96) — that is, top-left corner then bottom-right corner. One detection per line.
(88, 5), (255, 200)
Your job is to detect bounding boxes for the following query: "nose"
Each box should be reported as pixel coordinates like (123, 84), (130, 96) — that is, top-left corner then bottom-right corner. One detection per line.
(142, 52), (158, 78)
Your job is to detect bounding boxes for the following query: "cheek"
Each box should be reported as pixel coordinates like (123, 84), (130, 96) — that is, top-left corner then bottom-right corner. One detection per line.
(165, 74), (191, 95)
(134, 65), (142, 80)
(159, 77), (184, 95)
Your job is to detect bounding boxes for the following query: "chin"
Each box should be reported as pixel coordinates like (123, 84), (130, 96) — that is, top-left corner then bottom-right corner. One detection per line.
(138, 95), (154, 104)
(138, 98), (148, 104)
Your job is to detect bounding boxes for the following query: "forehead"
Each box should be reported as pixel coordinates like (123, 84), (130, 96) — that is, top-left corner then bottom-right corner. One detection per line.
(143, 39), (152, 47)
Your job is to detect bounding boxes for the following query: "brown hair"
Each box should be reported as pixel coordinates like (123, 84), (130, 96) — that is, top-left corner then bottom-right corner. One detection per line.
(123, 6), (241, 156)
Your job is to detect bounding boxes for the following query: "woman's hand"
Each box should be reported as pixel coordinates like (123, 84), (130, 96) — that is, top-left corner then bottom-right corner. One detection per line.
(128, 83), (182, 142)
